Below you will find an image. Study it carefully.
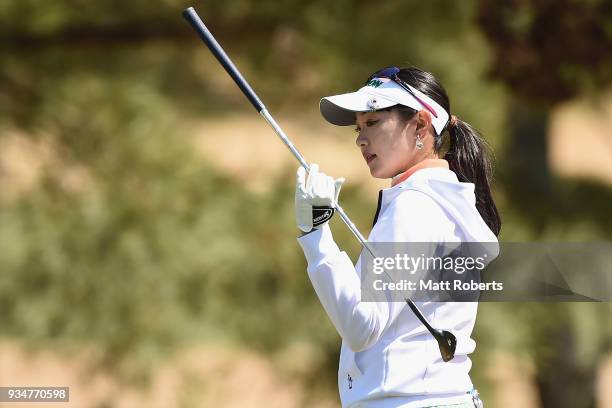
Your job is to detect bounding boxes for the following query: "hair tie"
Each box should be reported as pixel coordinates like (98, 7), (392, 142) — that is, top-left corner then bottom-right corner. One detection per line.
(449, 114), (458, 128)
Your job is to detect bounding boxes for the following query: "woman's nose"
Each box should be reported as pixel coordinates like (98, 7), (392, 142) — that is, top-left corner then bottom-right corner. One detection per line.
(355, 131), (368, 147)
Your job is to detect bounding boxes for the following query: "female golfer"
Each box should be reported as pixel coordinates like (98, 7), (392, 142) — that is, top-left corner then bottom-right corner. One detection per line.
(294, 67), (500, 407)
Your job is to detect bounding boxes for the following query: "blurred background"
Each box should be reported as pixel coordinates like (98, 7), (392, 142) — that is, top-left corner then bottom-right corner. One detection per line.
(1, 1), (612, 407)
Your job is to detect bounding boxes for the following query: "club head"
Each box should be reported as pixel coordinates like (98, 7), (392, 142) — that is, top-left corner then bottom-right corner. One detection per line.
(434, 330), (457, 362)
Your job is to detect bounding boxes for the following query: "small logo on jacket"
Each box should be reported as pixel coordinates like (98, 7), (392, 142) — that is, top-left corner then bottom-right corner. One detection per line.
(347, 373), (353, 389)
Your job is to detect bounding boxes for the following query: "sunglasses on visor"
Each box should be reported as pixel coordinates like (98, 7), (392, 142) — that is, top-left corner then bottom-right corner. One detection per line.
(366, 67), (439, 118)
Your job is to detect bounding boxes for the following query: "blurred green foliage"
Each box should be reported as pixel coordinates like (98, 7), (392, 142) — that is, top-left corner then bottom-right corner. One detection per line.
(477, 0), (612, 105)
(1, 0), (612, 406)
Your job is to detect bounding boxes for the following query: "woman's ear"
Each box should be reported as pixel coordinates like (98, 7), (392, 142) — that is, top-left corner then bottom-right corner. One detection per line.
(415, 110), (433, 134)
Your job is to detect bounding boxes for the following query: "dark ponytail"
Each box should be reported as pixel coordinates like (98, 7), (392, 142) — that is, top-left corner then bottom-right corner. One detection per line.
(445, 118), (501, 236)
(388, 67), (501, 236)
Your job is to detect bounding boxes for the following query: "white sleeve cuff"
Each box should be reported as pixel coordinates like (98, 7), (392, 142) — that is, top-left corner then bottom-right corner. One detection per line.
(296, 224), (341, 269)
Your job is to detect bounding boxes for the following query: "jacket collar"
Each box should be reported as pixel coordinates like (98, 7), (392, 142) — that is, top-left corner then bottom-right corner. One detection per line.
(391, 158), (449, 187)
(372, 159), (453, 227)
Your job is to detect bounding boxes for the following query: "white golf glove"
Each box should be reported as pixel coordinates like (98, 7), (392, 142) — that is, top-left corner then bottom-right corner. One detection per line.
(295, 163), (345, 233)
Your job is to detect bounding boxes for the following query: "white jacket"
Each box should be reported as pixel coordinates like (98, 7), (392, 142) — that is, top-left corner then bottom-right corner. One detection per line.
(297, 167), (499, 408)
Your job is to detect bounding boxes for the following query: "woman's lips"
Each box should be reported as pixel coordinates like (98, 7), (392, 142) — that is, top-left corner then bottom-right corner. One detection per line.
(365, 153), (377, 164)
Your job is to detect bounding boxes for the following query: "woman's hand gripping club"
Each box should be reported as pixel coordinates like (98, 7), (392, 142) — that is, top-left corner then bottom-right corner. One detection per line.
(295, 164), (346, 233)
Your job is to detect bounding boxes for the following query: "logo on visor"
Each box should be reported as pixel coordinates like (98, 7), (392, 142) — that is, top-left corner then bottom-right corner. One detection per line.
(366, 79), (383, 88)
(367, 98), (379, 111)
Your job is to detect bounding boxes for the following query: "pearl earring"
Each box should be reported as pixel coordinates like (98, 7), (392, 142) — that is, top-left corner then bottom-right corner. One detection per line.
(416, 134), (424, 150)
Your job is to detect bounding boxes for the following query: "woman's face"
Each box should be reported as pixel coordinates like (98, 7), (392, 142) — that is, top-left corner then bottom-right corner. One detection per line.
(355, 109), (428, 179)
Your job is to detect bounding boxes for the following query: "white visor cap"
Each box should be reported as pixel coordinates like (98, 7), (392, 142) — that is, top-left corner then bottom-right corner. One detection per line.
(320, 77), (450, 135)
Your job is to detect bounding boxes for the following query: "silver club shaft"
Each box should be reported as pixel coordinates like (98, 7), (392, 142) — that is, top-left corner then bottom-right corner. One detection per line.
(259, 109), (376, 258)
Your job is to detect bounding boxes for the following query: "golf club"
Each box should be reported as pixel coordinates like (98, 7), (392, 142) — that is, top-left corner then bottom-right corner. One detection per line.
(182, 6), (457, 362)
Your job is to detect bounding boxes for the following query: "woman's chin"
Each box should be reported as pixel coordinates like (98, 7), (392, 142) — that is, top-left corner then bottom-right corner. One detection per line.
(368, 166), (387, 179)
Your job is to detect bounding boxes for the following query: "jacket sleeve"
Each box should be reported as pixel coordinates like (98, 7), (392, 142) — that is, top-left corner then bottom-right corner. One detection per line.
(297, 191), (447, 352)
